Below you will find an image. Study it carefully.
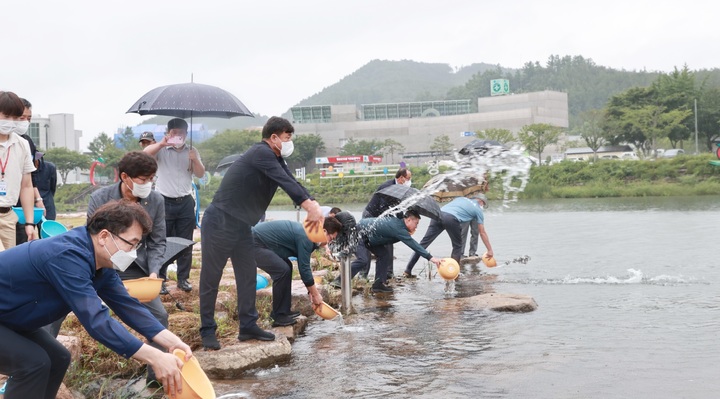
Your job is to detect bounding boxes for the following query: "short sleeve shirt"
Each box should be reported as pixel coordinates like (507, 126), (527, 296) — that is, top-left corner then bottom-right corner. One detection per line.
(154, 145), (200, 198)
(441, 197), (484, 224)
(0, 133), (36, 207)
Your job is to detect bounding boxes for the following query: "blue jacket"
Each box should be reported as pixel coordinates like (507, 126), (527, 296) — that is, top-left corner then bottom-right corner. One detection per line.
(358, 217), (433, 260)
(212, 142), (313, 225)
(0, 227), (165, 358)
(252, 220), (318, 287)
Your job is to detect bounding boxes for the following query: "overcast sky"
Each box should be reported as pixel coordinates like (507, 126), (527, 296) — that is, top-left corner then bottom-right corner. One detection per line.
(3, 0), (718, 150)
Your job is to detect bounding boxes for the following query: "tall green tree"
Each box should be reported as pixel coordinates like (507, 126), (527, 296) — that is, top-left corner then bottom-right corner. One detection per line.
(476, 128), (514, 144)
(382, 138), (405, 163)
(517, 123), (562, 161)
(340, 138), (383, 156)
(44, 147), (91, 184)
(117, 127), (141, 151)
(429, 135), (453, 157)
(87, 132), (124, 179)
(696, 86), (720, 151)
(288, 133), (326, 170)
(576, 109), (607, 160)
(196, 129), (260, 172)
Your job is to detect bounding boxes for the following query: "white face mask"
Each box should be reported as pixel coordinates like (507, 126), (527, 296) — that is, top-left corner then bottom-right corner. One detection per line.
(274, 135), (294, 157)
(104, 234), (138, 272)
(127, 179), (153, 199)
(403, 179), (412, 187)
(13, 120), (29, 135)
(0, 120), (15, 135)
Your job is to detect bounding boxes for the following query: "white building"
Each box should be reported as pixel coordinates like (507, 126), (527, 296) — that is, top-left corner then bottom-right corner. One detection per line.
(28, 113), (85, 183)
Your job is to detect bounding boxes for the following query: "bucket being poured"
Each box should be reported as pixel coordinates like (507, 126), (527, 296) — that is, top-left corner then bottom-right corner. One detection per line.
(437, 258), (460, 280)
(41, 220), (69, 239)
(481, 252), (497, 268)
(172, 349), (216, 399)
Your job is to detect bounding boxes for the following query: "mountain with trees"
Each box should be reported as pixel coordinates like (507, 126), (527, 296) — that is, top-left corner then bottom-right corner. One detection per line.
(294, 59), (504, 107)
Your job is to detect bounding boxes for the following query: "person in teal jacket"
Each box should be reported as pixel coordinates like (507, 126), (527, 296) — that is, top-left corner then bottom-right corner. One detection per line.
(332, 210), (441, 293)
(253, 217), (344, 327)
(0, 200), (192, 399)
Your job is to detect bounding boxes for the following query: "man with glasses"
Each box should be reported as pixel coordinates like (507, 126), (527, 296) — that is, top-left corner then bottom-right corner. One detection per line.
(86, 151), (168, 387)
(0, 200), (192, 399)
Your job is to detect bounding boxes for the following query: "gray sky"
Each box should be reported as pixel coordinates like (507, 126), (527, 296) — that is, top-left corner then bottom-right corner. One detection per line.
(3, 0), (718, 150)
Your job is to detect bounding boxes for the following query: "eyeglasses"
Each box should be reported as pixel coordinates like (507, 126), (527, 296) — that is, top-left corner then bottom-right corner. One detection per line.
(113, 233), (143, 251)
(132, 175), (157, 184)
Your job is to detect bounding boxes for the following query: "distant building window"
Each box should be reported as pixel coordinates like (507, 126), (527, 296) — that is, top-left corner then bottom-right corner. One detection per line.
(361, 99), (472, 121)
(28, 123), (40, 148)
(291, 105), (332, 124)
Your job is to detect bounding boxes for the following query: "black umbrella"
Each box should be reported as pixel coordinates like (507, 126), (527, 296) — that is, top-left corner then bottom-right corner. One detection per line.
(216, 153), (243, 174)
(423, 172), (488, 203)
(126, 81), (254, 147)
(377, 184), (441, 221)
(161, 236), (196, 269)
(458, 139), (504, 155)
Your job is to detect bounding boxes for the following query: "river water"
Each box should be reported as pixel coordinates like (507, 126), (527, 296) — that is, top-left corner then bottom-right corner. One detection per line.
(214, 196), (720, 399)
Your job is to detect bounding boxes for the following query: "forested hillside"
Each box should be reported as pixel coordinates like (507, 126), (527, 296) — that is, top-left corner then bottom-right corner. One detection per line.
(292, 55), (720, 129)
(294, 59), (505, 106)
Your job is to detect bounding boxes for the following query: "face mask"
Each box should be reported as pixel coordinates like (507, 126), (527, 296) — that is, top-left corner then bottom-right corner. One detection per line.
(104, 235), (138, 272)
(403, 179), (412, 187)
(0, 120), (15, 135)
(13, 121), (29, 135)
(127, 180), (153, 198)
(274, 136), (294, 157)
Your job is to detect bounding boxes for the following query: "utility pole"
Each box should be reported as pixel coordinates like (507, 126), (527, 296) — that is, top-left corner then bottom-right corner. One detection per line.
(694, 99), (699, 154)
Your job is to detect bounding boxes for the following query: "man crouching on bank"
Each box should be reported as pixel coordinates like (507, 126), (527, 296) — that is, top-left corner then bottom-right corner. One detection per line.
(0, 200), (192, 399)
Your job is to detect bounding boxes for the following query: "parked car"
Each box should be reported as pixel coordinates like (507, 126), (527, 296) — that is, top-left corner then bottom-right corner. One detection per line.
(621, 152), (639, 160)
(662, 149), (685, 158)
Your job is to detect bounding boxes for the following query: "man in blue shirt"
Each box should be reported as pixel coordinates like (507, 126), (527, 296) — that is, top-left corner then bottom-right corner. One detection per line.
(0, 200), (192, 399)
(404, 194), (494, 277)
(332, 210), (441, 293)
(199, 116), (324, 350)
(253, 217), (343, 326)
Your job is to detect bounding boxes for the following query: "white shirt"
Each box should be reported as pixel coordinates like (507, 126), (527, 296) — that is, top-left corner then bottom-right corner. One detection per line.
(0, 133), (35, 207)
(154, 145), (200, 198)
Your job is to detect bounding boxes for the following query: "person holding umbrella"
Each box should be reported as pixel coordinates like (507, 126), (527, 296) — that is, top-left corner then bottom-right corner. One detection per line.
(199, 116), (324, 350)
(0, 200), (192, 399)
(331, 210), (442, 293)
(403, 194), (494, 278)
(144, 118), (205, 292)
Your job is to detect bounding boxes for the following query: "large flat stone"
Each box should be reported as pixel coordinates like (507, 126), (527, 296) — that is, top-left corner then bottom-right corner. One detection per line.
(454, 293), (538, 312)
(194, 334), (293, 379)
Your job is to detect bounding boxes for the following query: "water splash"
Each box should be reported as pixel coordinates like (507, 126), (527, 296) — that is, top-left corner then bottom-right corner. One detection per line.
(444, 279), (457, 296)
(379, 145), (532, 220)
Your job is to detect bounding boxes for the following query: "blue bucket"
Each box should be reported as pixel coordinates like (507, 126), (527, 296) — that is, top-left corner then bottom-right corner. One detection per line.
(12, 207), (44, 224)
(41, 220), (69, 239)
(256, 274), (269, 290)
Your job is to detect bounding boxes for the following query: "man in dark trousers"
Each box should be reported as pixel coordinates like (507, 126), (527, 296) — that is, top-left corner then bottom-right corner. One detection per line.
(332, 210), (441, 293)
(199, 116), (324, 350)
(358, 167), (412, 278)
(144, 118), (204, 292)
(253, 217), (343, 327)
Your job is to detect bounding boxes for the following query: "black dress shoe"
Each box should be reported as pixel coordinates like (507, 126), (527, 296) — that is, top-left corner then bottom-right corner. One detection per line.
(329, 277), (341, 289)
(289, 310), (301, 318)
(159, 282), (169, 295)
(238, 325), (275, 341)
(177, 280), (192, 292)
(201, 334), (221, 350)
(371, 281), (393, 293)
(272, 315), (298, 327)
